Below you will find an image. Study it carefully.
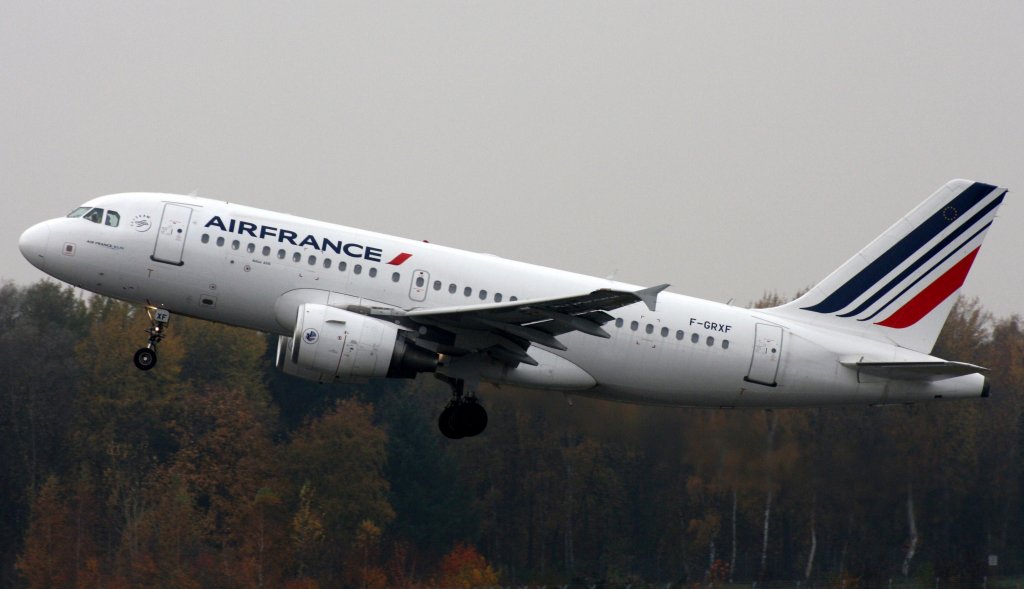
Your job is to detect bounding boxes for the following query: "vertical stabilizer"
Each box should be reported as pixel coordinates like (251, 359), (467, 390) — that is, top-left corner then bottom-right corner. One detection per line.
(768, 180), (1007, 353)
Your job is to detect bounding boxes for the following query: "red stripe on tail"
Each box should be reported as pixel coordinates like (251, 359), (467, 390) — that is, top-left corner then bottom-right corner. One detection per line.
(875, 247), (980, 329)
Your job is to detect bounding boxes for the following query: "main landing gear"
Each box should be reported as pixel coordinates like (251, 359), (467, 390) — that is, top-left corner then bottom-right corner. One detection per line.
(133, 308), (171, 371)
(437, 376), (488, 439)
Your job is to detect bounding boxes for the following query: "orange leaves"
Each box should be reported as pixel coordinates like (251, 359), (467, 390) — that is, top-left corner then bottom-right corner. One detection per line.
(436, 543), (499, 589)
(15, 476), (74, 589)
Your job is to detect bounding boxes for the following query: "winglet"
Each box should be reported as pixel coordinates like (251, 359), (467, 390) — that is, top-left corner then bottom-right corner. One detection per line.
(636, 284), (670, 311)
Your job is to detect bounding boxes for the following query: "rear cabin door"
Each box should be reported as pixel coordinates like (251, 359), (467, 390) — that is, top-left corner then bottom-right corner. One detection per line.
(745, 323), (783, 387)
(151, 203), (193, 266)
(409, 270), (429, 302)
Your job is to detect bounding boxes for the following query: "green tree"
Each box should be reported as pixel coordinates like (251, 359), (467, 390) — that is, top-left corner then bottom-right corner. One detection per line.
(16, 475), (74, 588)
(283, 399), (394, 583)
(0, 282), (85, 582)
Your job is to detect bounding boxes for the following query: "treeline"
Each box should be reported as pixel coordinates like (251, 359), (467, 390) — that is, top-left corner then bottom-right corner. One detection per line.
(1, 281), (1023, 588)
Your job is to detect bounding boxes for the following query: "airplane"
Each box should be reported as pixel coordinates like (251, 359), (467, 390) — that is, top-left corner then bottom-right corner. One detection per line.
(18, 179), (1007, 438)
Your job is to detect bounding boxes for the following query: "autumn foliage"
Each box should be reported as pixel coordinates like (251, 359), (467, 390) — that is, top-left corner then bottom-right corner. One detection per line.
(3, 282), (1024, 588)
(436, 544), (499, 589)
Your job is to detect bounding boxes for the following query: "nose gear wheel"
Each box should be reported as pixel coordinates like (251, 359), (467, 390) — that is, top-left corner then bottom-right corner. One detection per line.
(133, 308), (170, 371)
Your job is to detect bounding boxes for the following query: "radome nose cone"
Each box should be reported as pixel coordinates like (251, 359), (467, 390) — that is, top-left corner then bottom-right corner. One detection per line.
(19, 222), (50, 270)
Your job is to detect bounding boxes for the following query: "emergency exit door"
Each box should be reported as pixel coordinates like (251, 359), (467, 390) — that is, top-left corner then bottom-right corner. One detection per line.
(151, 203), (193, 266)
(409, 270), (429, 302)
(745, 323), (783, 387)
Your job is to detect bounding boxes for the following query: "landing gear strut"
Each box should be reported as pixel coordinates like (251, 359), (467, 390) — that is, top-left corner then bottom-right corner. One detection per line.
(133, 308), (170, 371)
(437, 377), (488, 439)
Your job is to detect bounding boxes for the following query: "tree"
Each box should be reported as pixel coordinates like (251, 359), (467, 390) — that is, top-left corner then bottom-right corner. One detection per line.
(436, 543), (499, 589)
(291, 482), (325, 582)
(16, 475), (74, 588)
(283, 399), (394, 583)
(0, 282), (85, 583)
(377, 380), (476, 567)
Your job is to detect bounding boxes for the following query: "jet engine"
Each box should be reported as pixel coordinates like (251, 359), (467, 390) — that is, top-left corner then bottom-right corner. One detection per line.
(275, 304), (437, 383)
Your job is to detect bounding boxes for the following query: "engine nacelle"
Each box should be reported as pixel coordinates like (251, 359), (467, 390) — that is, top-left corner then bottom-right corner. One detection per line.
(275, 304), (437, 383)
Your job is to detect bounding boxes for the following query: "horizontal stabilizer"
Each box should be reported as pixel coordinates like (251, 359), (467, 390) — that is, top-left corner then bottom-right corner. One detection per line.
(840, 359), (988, 381)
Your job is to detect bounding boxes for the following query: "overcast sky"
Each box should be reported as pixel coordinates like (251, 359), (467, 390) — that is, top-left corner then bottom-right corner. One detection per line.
(3, 1), (1023, 318)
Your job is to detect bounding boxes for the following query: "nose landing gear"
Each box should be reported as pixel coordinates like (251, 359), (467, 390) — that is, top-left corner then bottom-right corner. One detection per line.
(133, 308), (170, 371)
(437, 377), (488, 439)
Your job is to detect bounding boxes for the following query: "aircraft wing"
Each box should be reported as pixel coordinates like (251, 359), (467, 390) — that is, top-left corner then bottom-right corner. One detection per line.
(369, 284), (669, 366)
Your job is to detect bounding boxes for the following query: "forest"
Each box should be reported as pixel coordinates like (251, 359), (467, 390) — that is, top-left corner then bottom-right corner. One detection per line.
(1, 280), (1023, 589)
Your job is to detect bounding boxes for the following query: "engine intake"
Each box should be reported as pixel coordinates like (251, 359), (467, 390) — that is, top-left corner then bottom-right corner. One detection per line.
(275, 304), (437, 383)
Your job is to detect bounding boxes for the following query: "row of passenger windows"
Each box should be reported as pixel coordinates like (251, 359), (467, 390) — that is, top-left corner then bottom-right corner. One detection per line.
(199, 233), (726, 348)
(198, 233), (728, 349)
(614, 317), (730, 349)
(199, 233), (520, 303)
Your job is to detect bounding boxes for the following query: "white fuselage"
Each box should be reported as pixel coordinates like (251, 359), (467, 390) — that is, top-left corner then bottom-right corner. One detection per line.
(19, 193), (985, 407)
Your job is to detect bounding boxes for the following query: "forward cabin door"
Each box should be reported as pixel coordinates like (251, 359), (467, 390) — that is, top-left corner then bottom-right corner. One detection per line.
(745, 323), (783, 386)
(409, 270), (429, 302)
(151, 203), (193, 266)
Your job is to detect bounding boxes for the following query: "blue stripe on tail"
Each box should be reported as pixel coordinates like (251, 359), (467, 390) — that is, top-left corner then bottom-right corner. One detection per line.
(802, 182), (997, 314)
(836, 191), (1005, 318)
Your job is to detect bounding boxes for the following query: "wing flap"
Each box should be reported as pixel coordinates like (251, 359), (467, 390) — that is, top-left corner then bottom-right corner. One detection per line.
(369, 284), (669, 367)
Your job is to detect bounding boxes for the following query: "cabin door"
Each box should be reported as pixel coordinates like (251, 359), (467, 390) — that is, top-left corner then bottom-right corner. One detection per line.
(151, 203), (193, 266)
(745, 323), (783, 387)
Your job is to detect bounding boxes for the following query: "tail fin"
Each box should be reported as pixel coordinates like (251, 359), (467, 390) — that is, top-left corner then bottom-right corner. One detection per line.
(769, 179), (1007, 353)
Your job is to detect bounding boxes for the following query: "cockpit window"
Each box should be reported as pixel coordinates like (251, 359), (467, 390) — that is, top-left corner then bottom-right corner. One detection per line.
(104, 211), (120, 227)
(83, 208), (104, 224)
(67, 207), (90, 218)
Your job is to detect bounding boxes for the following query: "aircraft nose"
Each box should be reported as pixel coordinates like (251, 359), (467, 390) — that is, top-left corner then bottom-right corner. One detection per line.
(19, 222), (50, 270)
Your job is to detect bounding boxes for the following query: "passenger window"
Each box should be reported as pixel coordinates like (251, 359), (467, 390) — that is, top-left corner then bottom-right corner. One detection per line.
(707, 336), (715, 346)
(645, 324), (654, 334)
(510, 296), (518, 302)
(494, 293), (502, 302)
(661, 327), (669, 337)
(307, 255), (316, 265)
(84, 208), (104, 223)
(231, 240), (240, 250)
(201, 234), (210, 244)
(630, 321), (639, 331)
(247, 243), (255, 254)
(392, 272), (401, 283)
(339, 261), (347, 272)
(292, 252), (301, 263)
(479, 290), (488, 300)
(104, 211), (120, 227)
(262, 246), (271, 256)
(722, 339), (730, 350)
(323, 258), (332, 269)
(676, 330), (684, 340)
(691, 333), (700, 343)
(449, 284), (457, 294)
(433, 280), (442, 291)
(354, 264), (362, 275)
(216, 237), (225, 247)
(277, 249), (286, 259)
(416, 276), (425, 287)
(615, 318), (624, 328)
(369, 268), (377, 278)
(464, 287), (472, 297)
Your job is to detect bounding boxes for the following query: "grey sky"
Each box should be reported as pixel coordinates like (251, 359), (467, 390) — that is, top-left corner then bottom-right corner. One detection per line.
(3, 1), (1023, 318)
